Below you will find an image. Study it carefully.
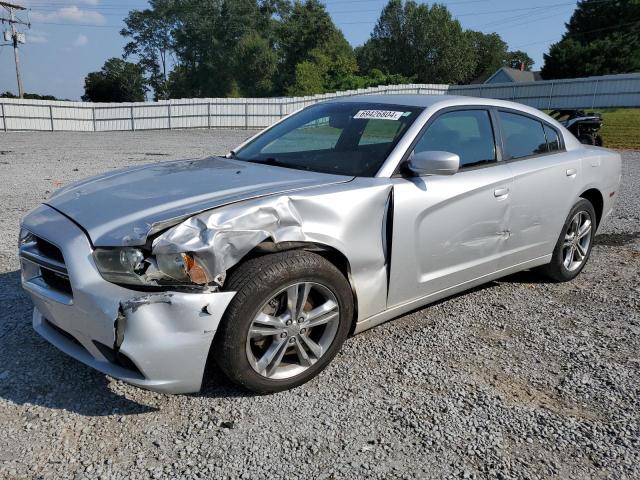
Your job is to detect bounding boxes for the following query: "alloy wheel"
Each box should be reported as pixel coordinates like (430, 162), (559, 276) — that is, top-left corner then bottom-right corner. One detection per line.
(562, 211), (593, 272)
(245, 282), (340, 380)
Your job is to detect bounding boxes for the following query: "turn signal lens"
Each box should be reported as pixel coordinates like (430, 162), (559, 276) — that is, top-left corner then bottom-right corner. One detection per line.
(184, 254), (210, 285)
(156, 253), (211, 285)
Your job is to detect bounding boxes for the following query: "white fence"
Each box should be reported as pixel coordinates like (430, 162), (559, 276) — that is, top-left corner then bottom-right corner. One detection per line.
(1, 73), (639, 132)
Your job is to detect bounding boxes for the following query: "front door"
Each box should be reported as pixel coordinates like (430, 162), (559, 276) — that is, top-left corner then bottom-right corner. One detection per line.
(387, 108), (514, 308)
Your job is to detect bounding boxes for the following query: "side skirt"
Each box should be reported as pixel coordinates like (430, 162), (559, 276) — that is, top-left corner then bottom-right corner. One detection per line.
(353, 254), (552, 334)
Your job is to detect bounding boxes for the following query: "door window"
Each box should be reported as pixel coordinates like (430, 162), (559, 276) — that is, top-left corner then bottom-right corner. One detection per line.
(414, 110), (496, 168)
(544, 124), (561, 152)
(499, 111), (548, 159)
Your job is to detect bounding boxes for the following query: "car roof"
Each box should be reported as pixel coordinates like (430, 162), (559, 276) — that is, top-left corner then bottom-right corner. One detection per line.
(326, 94), (530, 110)
(326, 94), (467, 108)
(323, 94), (582, 150)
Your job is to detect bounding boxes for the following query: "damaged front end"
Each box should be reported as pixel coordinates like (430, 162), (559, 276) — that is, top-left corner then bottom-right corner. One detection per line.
(20, 176), (393, 394)
(20, 204), (236, 394)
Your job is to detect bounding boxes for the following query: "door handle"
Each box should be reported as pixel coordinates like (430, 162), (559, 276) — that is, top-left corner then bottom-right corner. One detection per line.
(566, 168), (577, 177)
(494, 187), (509, 198)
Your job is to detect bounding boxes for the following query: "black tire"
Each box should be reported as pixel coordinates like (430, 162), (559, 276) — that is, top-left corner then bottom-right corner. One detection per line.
(578, 134), (596, 145)
(537, 199), (596, 282)
(212, 250), (354, 393)
(595, 134), (604, 147)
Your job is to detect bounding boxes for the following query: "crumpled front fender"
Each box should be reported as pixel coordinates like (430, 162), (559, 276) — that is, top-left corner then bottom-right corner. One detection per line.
(152, 179), (394, 322)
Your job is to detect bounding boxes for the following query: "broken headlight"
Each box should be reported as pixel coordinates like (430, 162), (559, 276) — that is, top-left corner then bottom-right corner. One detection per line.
(93, 248), (211, 286)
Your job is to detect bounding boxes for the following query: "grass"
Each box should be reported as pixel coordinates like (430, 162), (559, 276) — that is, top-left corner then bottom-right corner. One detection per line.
(591, 108), (640, 150)
(545, 108), (640, 150)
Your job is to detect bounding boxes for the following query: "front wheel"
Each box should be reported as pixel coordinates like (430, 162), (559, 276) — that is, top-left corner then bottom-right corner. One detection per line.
(212, 250), (354, 393)
(537, 199), (596, 282)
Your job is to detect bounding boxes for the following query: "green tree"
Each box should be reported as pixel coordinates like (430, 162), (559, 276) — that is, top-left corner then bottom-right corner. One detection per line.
(1, 91), (59, 100)
(121, 0), (175, 100)
(465, 31), (508, 83)
(165, 0), (269, 98)
(504, 50), (534, 71)
(277, 0), (356, 93)
(289, 58), (328, 95)
(358, 0), (476, 84)
(235, 31), (278, 97)
(82, 58), (147, 102)
(542, 0), (640, 79)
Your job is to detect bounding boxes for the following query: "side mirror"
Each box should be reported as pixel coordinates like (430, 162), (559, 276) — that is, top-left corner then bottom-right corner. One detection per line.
(408, 150), (460, 176)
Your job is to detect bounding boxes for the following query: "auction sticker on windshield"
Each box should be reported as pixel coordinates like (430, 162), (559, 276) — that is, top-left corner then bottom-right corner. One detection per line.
(353, 110), (407, 121)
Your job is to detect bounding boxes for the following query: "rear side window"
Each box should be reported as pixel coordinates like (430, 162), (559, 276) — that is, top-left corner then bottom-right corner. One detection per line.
(499, 111), (548, 159)
(414, 110), (496, 168)
(544, 124), (561, 152)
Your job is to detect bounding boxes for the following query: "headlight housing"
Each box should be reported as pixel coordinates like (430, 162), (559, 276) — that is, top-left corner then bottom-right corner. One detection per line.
(19, 228), (35, 248)
(93, 247), (211, 287)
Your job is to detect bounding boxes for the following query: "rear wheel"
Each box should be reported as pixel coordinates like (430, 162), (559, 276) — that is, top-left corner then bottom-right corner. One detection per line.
(578, 134), (596, 145)
(212, 250), (354, 393)
(538, 199), (596, 282)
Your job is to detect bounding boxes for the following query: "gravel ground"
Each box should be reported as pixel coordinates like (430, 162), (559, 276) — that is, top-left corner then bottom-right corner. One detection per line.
(0, 131), (638, 480)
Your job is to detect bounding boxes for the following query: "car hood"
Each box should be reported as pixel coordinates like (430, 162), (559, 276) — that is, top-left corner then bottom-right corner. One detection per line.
(45, 157), (352, 246)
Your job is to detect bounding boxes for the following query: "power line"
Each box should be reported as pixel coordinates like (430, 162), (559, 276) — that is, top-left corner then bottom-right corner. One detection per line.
(513, 18), (640, 49)
(31, 21), (122, 28)
(332, 2), (574, 26)
(23, 1), (577, 18)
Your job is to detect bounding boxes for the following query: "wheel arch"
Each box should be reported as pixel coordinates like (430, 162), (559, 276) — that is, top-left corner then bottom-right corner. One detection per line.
(226, 240), (360, 333)
(579, 188), (604, 228)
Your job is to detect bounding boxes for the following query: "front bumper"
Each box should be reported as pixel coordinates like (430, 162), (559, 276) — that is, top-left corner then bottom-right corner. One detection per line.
(20, 204), (235, 394)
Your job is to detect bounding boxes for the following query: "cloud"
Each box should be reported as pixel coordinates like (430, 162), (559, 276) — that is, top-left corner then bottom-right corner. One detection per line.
(28, 31), (48, 44)
(72, 34), (89, 47)
(31, 6), (106, 25)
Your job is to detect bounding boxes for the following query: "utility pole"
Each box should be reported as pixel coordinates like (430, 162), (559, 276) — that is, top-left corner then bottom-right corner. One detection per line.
(1, 2), (29, 99)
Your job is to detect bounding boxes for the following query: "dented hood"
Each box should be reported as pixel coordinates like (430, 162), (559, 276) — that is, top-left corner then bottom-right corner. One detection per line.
(45, 157), (351, 246)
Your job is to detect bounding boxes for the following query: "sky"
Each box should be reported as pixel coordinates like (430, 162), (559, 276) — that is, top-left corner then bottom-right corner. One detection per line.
(0, 0), (578, 100)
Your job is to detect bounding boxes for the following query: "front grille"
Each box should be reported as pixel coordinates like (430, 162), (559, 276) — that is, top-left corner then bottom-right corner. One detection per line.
(35, 237), (65, 263)
(41, 268), (73, 295)
(20, 232), (73, 298)
(45, 318), (83, 349)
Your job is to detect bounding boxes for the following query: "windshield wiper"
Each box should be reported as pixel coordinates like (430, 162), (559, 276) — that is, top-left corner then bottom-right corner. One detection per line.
(244, 157), (313, 172)
(245, 157), (285, 166)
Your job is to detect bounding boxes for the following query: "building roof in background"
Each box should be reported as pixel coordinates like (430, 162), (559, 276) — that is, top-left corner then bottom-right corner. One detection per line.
(484, 67), (542, 84)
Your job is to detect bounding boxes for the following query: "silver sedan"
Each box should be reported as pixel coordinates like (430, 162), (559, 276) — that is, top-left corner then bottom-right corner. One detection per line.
(19, 95), (622, 393)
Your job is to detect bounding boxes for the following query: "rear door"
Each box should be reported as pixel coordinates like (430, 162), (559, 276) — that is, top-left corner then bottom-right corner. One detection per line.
(496, 110), (581, 267)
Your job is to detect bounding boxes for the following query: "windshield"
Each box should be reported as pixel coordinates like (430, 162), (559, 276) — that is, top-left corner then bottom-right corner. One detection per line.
(234, 102), (423, 177)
